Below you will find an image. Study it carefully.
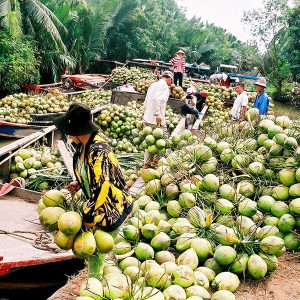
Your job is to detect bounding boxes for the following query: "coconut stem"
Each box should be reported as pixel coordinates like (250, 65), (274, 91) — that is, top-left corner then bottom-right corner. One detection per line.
(88, 252), (104, 279)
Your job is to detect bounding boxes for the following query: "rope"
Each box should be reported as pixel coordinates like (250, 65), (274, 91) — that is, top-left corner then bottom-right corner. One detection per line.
(0, 229), (62, 253)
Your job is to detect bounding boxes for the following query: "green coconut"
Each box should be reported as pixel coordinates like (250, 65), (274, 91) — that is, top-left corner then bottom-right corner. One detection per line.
(73, 231), (96, 259)
(214, 198), (234, 215)
(202, 174), (219, 192)
(135, 242), (154, 261)
(289, 198), (300, 215)
(289, 183), (300, 198)
(119, 257), (141, 271)
(172, 265), (195, 288)
(54, 231), (74, 250)
(141, 224), (158, 239)
(204, 258), (223, 275)
(260, 236), (285, 256)
(155, 251), (175, 264)
(238, 181), (255, 198)
(80, 277), (103, 300)
(193, 271), (209, 289)
(211, 290), (236, 300)
(186, 285), (211, 299)
(163, 285), (187, 300)
(141, 169), (160, 182)
(113, 241), (132, 255)
(39, 207), (66, 231)
(145, 201), (160, 212)
(214, 246), (237, 266)
(165, 184), (180, 200)
(177, 248), (199, 270)
(271, 201), (289, 218)
(257, 195), (275, 212)
(271, 185), (290, 201)
(167, 200), (182, 218)
(278, 214), (296, 233)
(247, 254), (268, 279)
(42, 189), (66, 207)
(219, 184), (236, 201)
(212, 272), (240, 292)
(179, 192), (196, 208)
(102, 273), (131, 299)
(256, 225), (279, 239)
(145, 265), (168, 288)
(284, 232), (300, 251)
(176, 233), (197, 252)
(258, 252), (278, 273)
(238, 199), (257, 217)
(58, 211), (82, 236)
(151, 232), (171, 251)
(229, 253), (249, 275)
(145, 179), (161, 195)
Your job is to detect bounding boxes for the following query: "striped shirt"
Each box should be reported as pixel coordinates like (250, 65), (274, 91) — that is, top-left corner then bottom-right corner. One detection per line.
(169, 55), (186, 73)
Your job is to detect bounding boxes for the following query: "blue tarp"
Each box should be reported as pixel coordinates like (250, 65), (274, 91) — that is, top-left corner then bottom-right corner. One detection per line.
(227, 73), (259, 80)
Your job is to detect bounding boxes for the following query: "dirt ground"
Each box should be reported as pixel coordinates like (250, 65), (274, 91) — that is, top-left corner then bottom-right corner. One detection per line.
(236, 253), (300, 300)
(49, 253), (300, 300)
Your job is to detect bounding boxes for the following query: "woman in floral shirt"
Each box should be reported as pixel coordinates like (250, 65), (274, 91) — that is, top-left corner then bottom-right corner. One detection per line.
(54, 103), (132, 232)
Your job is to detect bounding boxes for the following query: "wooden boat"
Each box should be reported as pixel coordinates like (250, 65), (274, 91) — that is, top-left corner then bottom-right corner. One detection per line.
(0, 185), (76, 278)
(0, 121), (46, 139)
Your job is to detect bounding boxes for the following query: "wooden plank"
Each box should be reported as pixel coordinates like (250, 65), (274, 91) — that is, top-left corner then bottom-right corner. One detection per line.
(129, 177), (145, 197)
(56, 140), (76, 181)
(171, 117), (186, 137)
(192, 105), (208, 130)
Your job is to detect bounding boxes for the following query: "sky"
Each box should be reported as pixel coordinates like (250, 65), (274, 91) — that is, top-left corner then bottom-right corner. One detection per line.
(176, 0), (265, 42)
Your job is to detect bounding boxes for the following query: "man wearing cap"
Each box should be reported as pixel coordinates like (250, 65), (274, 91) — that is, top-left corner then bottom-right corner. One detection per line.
(143, 71), (173, 167)
(231, 82), (248, 121)
(169, 50), (186, 87)
(180, 87), (200, 119)
(253, 77), (269, 115)
(143, 71), (173, 127)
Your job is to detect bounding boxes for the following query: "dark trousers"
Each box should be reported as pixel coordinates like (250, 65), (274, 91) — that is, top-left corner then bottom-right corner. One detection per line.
(181, 103), (200, 118)
(174, 72), (183, 86)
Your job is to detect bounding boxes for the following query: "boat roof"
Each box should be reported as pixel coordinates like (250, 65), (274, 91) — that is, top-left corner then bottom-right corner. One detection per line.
(220, 64), (238, 69)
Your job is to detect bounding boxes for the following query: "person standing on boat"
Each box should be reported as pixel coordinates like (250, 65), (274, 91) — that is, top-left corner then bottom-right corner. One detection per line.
(143, 71), (173, 168)
(169, 50), (186, 87)
(253, 77), (269, 115)
(53, 104), (132, 271)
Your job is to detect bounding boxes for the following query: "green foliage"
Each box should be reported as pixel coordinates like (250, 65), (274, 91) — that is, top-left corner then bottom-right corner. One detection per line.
(243, 0), (295, 101)
(285, 3), (300, 81)
(0, 31), (40, 92)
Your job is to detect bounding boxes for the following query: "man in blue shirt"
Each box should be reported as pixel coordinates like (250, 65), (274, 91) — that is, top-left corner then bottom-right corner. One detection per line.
(253, 77), (269, 115)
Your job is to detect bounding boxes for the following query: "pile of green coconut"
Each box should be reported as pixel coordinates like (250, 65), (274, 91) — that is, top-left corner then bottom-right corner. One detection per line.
(38, 108), (300, 300)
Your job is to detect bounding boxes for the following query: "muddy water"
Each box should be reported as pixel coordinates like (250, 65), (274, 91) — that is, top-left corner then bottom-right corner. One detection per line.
(0, 259), (84, 300)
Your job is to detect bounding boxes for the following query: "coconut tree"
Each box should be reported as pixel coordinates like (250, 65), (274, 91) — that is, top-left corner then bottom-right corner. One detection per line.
(0, 0), (74, 81)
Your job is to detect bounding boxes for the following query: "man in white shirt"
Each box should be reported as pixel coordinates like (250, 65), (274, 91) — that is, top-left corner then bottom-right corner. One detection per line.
(143, 71), (173, 168)
(143, 71), (173, 126)
(231, 82), (248, 121)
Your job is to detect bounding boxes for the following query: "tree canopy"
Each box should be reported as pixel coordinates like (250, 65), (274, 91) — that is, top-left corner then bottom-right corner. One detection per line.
(0, 0), (299, 96)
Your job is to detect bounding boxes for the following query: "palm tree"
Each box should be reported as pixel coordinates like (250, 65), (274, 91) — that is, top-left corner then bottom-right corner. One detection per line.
(0, 0), (73, 81)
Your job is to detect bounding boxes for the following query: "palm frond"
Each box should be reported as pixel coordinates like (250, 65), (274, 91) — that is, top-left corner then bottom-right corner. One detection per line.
(20, 0), (67, 51)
